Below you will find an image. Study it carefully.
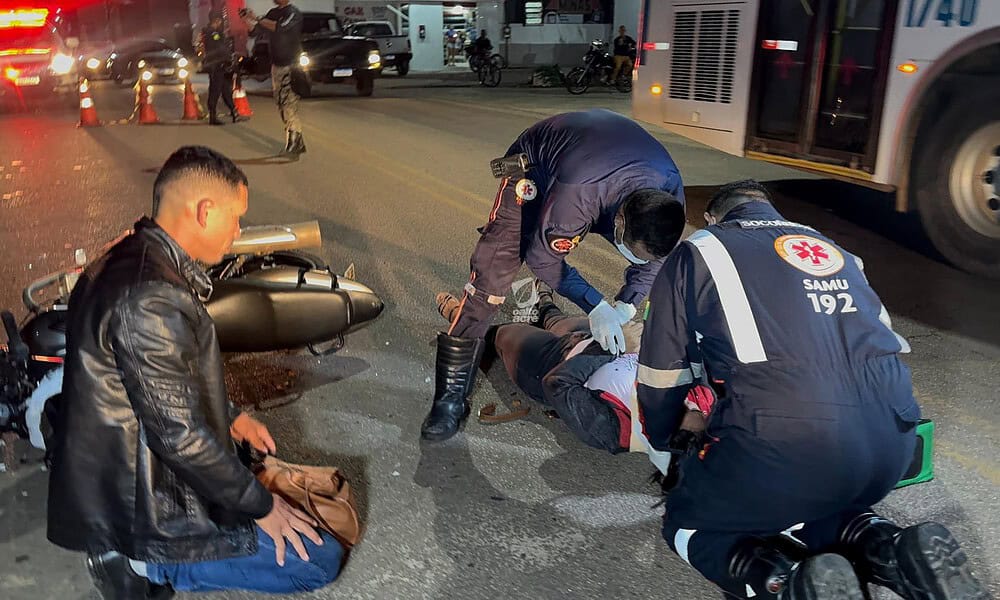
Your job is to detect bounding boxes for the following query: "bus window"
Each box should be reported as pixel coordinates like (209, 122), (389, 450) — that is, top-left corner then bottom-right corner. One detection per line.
(749, 0), (896, 170)
(813, 0), (894, 156)
(751, 0), (816, 143)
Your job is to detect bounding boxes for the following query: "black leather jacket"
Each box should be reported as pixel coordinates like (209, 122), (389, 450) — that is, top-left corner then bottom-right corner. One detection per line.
(46, 218), (273, 562)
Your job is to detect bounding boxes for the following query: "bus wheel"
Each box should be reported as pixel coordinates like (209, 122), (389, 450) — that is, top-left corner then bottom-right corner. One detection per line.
(913, 90), (1000, 278)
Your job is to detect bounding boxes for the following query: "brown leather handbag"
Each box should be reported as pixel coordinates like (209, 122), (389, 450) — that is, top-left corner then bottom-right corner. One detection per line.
(253, 455), (363, 549)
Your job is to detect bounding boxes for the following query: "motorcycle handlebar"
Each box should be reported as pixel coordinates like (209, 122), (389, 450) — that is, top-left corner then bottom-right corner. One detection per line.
(229, 220), (322, 255)
(22, 269), (73, 314)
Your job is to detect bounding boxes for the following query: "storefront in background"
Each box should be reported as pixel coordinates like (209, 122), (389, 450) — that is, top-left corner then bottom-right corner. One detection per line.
(503, 0), (614, 66)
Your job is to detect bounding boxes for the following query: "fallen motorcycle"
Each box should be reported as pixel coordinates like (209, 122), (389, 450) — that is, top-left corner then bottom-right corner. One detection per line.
(0, 221), (384, 467)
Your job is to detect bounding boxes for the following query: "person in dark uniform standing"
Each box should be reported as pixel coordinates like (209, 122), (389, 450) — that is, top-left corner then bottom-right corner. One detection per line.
(636, 180), (987, 599)
(199, 10), (245, 125)
(421, 109), (686, 442)
(241, 0), (305, 155)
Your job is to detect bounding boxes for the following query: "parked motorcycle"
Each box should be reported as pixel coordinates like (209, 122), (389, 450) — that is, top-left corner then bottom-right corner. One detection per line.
(0, 221), (384, 468)
(564, 39), (633, 95)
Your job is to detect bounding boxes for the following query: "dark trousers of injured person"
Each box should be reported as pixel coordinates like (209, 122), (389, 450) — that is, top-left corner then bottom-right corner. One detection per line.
(662, 390), (917, 599)
(488, 302), (623, 452)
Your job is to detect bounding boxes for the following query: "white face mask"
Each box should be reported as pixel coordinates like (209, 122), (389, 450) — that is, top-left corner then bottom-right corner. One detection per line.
(615, 218), (648, 265)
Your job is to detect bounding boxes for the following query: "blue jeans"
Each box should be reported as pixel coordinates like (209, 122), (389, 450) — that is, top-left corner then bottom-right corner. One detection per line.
(146, 526), (344, 593)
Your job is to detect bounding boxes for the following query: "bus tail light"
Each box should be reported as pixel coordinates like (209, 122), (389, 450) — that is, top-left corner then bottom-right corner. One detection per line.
(650, 84), (663, 95)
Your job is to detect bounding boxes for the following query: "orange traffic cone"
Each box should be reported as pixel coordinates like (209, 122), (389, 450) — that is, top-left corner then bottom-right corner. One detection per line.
(182, 79), (201, 121)
(77, 79), (100, 127)
(135, 75), (159, 125)
(233, 78), (252, 118)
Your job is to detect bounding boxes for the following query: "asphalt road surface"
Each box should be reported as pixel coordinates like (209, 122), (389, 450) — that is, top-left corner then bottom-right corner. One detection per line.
(1, 74), (997, 600)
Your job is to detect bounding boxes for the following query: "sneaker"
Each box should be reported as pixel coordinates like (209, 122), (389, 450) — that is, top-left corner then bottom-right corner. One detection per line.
(895, 522), (990, 600)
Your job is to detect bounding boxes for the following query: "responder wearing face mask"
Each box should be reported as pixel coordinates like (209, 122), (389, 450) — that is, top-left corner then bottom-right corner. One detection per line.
(421, 108), (687, 442)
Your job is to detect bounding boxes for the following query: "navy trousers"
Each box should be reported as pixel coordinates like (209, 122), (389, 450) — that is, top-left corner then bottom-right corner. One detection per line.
(449, 177), (543, 339)
(662, 399), (916, 598)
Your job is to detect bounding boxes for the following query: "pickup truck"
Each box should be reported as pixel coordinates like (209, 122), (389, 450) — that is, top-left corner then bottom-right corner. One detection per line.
(344, 20), (411, 76)
(244, 12), (381, 97)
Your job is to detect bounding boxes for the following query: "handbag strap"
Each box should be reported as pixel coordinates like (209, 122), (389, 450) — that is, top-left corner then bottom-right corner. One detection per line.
(478, 398), (530, 423)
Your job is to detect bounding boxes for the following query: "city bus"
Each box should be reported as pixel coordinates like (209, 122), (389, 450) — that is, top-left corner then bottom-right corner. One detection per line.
(632, 0), (999, 277)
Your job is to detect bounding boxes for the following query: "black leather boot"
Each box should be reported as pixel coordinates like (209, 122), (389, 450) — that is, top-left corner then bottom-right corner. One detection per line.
(421, 333), (484, 441)
(729, 538), (863, 599)
(895, 522), (989, 600)
(840, 512), (906, 595)
(209, 113), (224, 125)
(86, 552), (174, 600)
(787, 554), (865, 600)
(230, 109), (249, 123)
(729, 537), (800, 599)
(841, 513), (989, 600)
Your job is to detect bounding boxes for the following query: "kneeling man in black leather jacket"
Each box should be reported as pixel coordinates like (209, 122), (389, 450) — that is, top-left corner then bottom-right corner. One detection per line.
(46, 146), (345, 599)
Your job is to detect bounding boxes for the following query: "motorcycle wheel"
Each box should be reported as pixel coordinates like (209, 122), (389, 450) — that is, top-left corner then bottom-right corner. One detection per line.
(615, 71), (633, 93)
(480, 63), (501, 88)
(566, 67), (591, 95)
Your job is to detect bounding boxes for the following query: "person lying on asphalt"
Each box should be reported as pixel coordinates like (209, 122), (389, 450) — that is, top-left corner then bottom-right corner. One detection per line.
(436, 281), (706, 474)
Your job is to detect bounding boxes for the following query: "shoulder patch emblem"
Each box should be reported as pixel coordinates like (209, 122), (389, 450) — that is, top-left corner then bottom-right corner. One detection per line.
(774, 234), (845, 276)
(549, 235), (581, 254)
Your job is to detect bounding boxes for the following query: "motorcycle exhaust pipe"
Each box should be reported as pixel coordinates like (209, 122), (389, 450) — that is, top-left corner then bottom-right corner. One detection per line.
(229, 221), (322, 255)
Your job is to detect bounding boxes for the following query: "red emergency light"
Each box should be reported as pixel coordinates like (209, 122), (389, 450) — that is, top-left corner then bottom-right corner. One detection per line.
(0, 8), (49, 28)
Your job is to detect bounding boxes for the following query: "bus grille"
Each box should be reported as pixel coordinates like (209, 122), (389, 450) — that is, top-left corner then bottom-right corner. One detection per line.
(670, 8), (739, 103)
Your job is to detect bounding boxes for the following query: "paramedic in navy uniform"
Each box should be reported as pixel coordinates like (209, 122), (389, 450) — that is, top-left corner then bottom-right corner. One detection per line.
(421, 109), (686, 442)
(635, 180), (986, 600)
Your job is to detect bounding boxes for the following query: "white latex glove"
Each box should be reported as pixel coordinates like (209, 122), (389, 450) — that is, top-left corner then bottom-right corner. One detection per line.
(613, 300), (636, 323)
(589, 300), (626, 355)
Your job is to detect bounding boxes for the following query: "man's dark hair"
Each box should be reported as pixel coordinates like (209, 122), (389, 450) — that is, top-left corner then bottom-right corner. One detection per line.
(705, 179), (772, 220)
(622, 189), (686, 258)
(152, 146), (248, 216)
